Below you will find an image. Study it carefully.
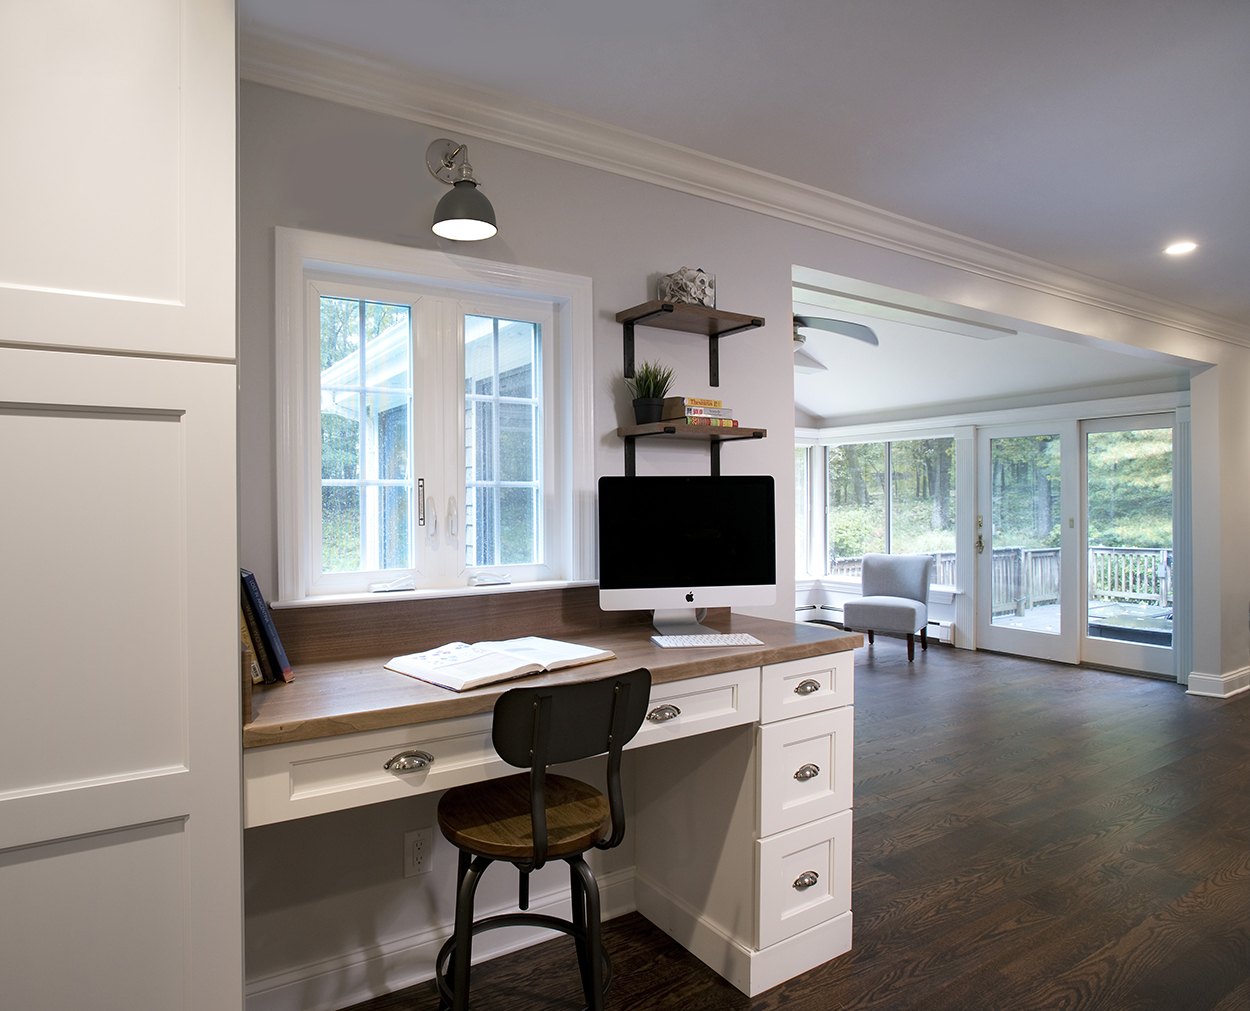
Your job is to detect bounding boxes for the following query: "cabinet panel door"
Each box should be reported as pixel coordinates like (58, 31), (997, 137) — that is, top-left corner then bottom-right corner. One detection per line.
(0, 0), (234, 359)
(0, 350), (240, 1009)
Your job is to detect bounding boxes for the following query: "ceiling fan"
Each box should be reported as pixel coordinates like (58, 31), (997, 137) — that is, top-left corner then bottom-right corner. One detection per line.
(792, 314), (879, 373)
(793, 314), (879, 347)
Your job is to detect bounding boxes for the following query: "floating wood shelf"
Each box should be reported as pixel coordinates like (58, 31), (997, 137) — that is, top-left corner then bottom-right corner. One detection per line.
(617, 422), (767, 477)
(615, 300), (765, 387)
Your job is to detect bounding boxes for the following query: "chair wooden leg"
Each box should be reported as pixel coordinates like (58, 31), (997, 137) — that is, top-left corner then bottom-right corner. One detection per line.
(867, 630), (875, 644)
(570, 856), (604, 1011)
(921, 626), (928, 651)
(906, 633), (915, 662)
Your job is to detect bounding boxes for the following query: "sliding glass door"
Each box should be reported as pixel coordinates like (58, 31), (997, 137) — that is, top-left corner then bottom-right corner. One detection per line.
(1081, 415), (1175, 676)
(976, 423), (1080, 663)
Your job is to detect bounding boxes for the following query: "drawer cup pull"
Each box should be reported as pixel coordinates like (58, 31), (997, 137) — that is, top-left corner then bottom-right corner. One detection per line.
(384, 750), (435, 774)
(793, 678), (821, 696)
(793, 870), (820, 890)
(793, 763), (821, 782)
(646, 703), (682, 724)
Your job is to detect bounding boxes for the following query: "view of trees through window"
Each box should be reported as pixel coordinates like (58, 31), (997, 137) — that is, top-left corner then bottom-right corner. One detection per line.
(1087, 428), (1172, 548)
(990, 434), (1061, 548)
(319, 296), (411, 574)
(826, 438), (955, 573)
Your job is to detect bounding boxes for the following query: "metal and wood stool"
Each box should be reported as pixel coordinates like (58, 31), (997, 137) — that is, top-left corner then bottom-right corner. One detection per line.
(434, 667), (651, 1010)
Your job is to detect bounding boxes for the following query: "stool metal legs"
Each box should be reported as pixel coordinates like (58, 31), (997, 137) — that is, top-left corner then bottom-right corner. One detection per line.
(437, 853), (611, 1010)
(569, 856), (604, 1011)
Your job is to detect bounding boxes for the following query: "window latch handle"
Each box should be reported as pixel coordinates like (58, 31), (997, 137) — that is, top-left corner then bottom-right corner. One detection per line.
(446, 495), (458, 546)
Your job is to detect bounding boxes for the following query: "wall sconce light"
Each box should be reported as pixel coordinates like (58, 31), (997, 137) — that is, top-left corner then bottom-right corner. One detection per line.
(425, 138), (497, 241)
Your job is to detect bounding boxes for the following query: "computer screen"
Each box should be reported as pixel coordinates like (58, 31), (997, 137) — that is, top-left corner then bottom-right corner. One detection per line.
(597, 474), (777, 634)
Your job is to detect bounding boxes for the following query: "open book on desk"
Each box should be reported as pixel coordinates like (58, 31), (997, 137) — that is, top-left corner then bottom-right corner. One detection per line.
(384, 636), (616, 692)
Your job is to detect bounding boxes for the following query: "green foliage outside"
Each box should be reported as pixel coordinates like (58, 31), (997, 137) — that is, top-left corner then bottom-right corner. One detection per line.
(1086, 428), (1172, 547)
(990, 434), (1062, 548)
(318, 296), (410, 573)
(827, 438), (955, 562)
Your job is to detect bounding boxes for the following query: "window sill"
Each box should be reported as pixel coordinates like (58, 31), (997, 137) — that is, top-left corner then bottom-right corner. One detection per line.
(273, 578), (599, 609)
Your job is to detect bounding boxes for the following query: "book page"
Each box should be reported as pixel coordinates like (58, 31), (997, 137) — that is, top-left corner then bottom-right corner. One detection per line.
(384, 641), (539, 690)
(477, 636), (615, 671)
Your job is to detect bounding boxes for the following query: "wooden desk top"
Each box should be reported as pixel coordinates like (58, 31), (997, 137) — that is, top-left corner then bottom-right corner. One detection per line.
(245, 614), (859, 749)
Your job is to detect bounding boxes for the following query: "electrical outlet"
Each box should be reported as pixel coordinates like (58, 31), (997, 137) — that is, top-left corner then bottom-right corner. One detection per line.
(404, 827), (434, 877)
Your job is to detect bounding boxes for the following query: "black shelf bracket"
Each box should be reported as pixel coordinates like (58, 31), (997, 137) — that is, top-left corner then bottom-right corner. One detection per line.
(705, 320), (762, 387)
(622, 304), (675, 378)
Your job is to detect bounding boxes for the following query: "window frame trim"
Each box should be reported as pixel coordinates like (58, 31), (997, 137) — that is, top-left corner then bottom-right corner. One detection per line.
(275, 227), (594, 604)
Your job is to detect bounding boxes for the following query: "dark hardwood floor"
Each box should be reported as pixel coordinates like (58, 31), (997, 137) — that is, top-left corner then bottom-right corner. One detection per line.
(342, 641), (1250, 1010)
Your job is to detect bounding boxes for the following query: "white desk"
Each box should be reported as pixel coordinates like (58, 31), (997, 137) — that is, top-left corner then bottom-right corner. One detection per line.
(243, 614), (857, 997)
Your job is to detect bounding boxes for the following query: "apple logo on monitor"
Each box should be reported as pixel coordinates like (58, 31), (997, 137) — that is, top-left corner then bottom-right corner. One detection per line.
(686, 591), (694, 602)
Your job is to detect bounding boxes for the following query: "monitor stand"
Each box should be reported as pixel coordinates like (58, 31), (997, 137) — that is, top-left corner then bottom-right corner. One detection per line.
(652, 608), (715, 636)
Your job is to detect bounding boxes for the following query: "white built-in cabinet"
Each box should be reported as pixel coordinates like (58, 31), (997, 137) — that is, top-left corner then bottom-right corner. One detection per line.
(0, 2), (241, 1008)
(633, 652), (854, 996)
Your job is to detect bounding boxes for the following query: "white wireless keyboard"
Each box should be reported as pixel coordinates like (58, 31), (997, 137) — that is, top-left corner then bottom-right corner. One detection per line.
(651, 632), (765, 649)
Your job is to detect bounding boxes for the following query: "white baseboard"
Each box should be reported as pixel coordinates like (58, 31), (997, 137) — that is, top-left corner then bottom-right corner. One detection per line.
(1186, 666), (1250, 699)
(244, 867), (636, 1011)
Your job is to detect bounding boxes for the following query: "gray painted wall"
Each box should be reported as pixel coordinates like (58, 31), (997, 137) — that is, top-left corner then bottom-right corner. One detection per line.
(238, 81), (1250, 1002)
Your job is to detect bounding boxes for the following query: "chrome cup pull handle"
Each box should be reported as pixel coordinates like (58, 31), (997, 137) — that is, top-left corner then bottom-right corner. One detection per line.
(793, 763), (821, 782)
(793, 870), (820, 890)
(646, 703), (682, 723)
(384, 750), (435, 774)
(793, 678), (821, 696)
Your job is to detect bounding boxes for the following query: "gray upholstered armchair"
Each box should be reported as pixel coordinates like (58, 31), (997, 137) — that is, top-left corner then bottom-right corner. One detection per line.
(842, 554), (934, 662)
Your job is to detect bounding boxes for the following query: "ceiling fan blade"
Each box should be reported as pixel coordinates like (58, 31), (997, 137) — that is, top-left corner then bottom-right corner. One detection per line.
(793, 347), (829, 374)
(794, 315), (880, 346)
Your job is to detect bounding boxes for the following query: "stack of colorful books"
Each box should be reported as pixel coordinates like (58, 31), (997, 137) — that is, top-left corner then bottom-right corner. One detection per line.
(659, 396), (739, 427)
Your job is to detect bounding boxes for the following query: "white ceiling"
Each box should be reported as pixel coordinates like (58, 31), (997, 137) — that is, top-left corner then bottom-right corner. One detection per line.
(238, 0), (1239, 418)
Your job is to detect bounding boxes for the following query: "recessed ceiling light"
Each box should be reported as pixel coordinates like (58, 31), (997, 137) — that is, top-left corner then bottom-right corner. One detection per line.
(1163, 239), (1198, 256)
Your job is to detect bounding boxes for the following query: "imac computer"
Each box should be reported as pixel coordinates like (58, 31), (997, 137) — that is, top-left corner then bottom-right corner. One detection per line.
(597, 474), (777, 635)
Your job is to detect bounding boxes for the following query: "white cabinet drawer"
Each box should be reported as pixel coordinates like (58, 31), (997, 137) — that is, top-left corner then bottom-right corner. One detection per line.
(757, 707), (853, 837)
(244, 712), (502, 827)
(760, 652), (853, 724)
(757, 809), (852, 949)
(628, 667), (761, 750)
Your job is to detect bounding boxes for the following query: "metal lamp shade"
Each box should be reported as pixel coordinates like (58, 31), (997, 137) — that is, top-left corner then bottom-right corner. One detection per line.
(431, 180), (497, 240)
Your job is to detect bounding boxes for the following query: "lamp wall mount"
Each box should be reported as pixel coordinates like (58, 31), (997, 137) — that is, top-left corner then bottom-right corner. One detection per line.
(426, 138), (475, 185)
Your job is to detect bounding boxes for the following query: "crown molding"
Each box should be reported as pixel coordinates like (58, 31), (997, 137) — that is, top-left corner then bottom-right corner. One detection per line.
(239, 29), (1248, 350)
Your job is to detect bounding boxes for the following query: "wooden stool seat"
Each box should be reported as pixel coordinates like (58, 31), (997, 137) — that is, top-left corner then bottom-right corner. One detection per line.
(438, 773), (610, 861)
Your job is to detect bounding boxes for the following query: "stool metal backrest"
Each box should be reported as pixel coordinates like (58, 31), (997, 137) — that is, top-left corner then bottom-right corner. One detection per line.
(491, 667), (651, 870)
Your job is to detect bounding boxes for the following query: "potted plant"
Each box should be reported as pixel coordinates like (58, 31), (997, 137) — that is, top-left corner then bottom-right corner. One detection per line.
(625, 360), (675, 424)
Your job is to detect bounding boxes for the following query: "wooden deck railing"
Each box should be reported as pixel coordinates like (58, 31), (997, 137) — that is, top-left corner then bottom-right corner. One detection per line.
(828, 546), (1172, 613)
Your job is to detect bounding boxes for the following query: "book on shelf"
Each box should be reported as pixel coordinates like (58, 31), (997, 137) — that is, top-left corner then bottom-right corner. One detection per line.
(677, 416), (740, 427)
(239, 592), (276, 684)
(660, 395), (722, 412)
(385, 636), (616, 692)
(240, 568), (294, 683)
(661, 403), (733, 420)
(239, 608), (265, 685)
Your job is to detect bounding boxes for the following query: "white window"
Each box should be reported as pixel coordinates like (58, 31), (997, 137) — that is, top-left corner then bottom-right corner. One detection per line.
(796, 435), (956, 582)
(275, 229), (594, 601)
